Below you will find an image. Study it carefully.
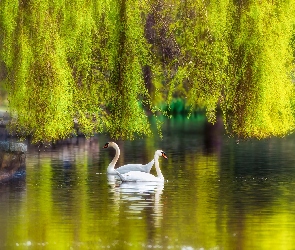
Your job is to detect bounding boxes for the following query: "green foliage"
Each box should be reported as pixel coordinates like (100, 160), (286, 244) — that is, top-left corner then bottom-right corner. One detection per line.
(102, 0), (152, 139)
(150, 0), (295, 138)
(0, 0), (295, 141)
(1, 0), (75, 142)
(223, 0), (295, 138)
(174, 0), (231, 123)
(0, 0), (151, 142)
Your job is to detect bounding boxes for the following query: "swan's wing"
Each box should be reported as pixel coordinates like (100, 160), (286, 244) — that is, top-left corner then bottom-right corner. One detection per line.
(115, 170), (128, 182)
(116, 162), (153, 174)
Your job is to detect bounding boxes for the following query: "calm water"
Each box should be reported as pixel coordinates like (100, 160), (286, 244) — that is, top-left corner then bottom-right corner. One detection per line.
(1, 117), (295, 249)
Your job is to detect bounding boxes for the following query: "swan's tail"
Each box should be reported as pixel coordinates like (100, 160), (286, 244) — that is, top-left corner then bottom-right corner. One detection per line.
(115, 170), (126, 182)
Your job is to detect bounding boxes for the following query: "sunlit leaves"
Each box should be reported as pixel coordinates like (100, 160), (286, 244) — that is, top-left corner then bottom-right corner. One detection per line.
(1, 0), (74, 142)
(164, 0), (231, 122)
(224, 0), (295, 138)
(0, 0), (151, 142)
(1, 0), (295, 141)
(0, 0), (19, 68)
(154, 0), (295, 138)
(99, 0), (152, 140)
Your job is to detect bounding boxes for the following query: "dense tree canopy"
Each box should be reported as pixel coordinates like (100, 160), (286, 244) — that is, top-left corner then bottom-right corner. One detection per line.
(0, 0), (295, 142)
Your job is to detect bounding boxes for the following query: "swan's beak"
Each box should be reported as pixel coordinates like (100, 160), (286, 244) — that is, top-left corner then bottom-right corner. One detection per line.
(162, 152), (168, 159)
(103, 142), (109, 148)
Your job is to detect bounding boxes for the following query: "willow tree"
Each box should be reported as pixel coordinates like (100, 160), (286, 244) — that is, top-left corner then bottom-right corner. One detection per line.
(0, 0), (152, 142)
(149, 0), (295, 138)
(98, 0), (152, 139)
(1, 0), (295, 142)
(143, 0), (181, 110)
(167, 0), (231, 122)
(224, 0), (295, 138)
(0, 0), (74, 142)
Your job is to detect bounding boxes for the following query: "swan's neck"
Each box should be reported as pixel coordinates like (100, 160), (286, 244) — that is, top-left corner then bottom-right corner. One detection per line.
(107, 143), (120, 172)
(154, 155), (164, 179)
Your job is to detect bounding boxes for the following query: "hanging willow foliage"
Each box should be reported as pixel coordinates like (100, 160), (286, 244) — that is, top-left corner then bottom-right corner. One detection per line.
(101, 0), (152, 139)
(0, 0), (152, 142)
(224, 0), (295, 138)
(168, 0), (230, 122)
(150, 0), (295, 138)
(0, 0), (295, 142)
(0, 0), (75, 142)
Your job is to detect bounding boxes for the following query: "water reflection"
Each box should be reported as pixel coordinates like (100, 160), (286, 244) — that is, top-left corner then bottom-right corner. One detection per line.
(115, 183), (163, 222)
(2, 118), (295, 248)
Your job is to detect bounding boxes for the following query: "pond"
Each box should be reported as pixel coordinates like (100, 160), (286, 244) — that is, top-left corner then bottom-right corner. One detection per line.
(1, 116), (295, 249)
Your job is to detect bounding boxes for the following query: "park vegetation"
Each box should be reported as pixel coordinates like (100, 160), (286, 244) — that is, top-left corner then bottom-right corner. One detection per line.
(0, 0), (295, 142)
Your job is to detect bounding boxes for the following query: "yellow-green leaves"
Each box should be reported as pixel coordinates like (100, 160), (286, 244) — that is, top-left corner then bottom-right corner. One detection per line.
(0, 0), (295, 141)
(224, 0), (295, 138)
(97, 0), (151, 140)
(0, 0), (152, 142)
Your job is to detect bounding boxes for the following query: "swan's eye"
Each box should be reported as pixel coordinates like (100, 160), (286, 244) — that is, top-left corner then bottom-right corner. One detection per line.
(103, 143), (109, 148)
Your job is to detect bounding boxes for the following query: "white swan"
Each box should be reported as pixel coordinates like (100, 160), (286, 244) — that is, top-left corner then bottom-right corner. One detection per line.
(115, 150), (167, 182)
(103, 142), (155, 175)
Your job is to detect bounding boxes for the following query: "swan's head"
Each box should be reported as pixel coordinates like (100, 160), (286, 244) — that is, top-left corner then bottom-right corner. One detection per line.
(155, 150), (168, 159)
(103, 141), (120, 150)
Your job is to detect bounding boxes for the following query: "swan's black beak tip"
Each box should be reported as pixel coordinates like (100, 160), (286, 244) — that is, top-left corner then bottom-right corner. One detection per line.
(103, 142), (109, 148)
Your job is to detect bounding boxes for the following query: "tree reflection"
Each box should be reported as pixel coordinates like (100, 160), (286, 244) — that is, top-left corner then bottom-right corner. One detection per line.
(1, 121), (295, 248)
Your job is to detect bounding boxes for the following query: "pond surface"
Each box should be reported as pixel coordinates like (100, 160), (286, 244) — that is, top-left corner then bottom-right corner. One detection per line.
(1, 117), (295, 249)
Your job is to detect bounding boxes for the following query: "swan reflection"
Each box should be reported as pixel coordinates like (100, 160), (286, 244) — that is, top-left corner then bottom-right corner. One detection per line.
(119, 181), (164, 194)
(110, 181), (164, 227)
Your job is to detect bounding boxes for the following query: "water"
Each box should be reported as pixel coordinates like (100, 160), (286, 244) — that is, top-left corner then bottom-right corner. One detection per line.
(1, 117), (295, 249)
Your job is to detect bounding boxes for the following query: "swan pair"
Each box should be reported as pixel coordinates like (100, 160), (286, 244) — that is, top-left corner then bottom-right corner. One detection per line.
(103, 142), (167, 182)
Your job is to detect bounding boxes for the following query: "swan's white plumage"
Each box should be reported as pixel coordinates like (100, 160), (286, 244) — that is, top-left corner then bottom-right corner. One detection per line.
(115, 160), (154, 174)
(103, 142), (155, 175)
(116, 171), (164, 182)
(116, 150), (167, 182)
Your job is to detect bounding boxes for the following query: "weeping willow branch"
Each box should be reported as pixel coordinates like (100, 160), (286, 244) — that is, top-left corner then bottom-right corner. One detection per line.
(0, 0), (294, 142)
